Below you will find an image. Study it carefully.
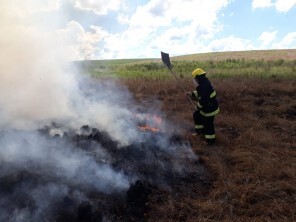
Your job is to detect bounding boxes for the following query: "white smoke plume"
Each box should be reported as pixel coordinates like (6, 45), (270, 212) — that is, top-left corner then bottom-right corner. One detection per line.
(0, 130), (130, 192)
(0, 1), (198, 221)
(0, 1), (75, 129)
(0, 1), (139, 220)
(0, 0), (140, 144)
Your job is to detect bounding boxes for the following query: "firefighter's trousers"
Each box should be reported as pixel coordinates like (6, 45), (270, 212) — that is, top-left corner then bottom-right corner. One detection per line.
(193, 110), (216, 144)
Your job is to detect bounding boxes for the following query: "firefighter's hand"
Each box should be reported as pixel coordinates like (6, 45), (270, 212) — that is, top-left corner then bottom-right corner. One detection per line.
(186, 92), (195, 100)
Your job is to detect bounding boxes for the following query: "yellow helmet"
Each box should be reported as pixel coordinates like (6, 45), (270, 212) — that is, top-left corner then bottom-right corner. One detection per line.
(192, 68), (206, 78)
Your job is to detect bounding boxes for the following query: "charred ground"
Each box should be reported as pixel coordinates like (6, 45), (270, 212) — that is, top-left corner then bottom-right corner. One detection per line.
(0, 119), (212, 222)
(123, 76), (296, 221)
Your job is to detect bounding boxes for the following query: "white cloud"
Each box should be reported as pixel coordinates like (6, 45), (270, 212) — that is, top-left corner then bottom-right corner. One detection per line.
(272, 32), (296, 48)
(259, 31), (278, 48)
(275, 0), (296, 12)
(56, 21), (109, 60)
(117, 13), (130, 25)
(128, 0), (229, 29)
(99, 0), (231, 58)
(252, 0), (273, 9)
(67, 0), (296, 58)
(3, 0), (295, 60)
(207, 36), (255, 52)
(252, 0), (296, 12)
(101, 25), (156, 59)
(128, 0), (170, 28)
(72, 0), (123, 15)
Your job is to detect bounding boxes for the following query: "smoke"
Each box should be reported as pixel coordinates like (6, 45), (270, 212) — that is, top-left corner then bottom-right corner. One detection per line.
(0, 0), (140, 145)
(0, 128), (133, 221)
(0, 1), (198, 221)
(0, 130), (130, 191)
(0, 1), (138, 220)
(0, 1), (75, 129)
(0, 182), (87, 222)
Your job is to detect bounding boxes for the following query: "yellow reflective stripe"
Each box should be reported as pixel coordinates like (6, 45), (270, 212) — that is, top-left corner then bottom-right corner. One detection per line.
(210, 91), (217, 98)
(197, 102), (203, 108)
(200, 107), (220, 117)
(195, 125), (204, 129)
(205, 134), (216, 139)
(193, 91), (198, 97)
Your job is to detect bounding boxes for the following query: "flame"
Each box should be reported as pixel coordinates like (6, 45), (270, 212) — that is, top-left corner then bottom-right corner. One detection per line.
(138, 125), (160, 132)
(134, 113), (162, 132)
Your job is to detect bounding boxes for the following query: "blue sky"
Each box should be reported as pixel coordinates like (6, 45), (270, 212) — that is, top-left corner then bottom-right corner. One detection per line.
(2, 0), (296, 60)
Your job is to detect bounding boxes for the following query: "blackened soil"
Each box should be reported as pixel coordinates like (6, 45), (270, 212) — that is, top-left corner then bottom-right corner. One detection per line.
(55, 125), (214, 221)
(0, 125), (214, 222)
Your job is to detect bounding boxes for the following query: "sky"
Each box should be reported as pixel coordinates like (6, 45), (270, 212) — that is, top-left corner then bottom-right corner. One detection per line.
(2, 0), (296, 60)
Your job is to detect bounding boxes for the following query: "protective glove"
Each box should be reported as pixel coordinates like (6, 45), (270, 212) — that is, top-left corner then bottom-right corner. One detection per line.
(186, 92), (194, 100)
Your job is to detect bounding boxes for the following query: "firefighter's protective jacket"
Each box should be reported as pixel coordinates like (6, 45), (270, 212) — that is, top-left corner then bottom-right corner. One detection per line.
(191, 75), (219, 116)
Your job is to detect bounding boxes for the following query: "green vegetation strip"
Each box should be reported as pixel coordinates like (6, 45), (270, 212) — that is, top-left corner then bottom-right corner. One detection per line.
(75, 50), (296, 79)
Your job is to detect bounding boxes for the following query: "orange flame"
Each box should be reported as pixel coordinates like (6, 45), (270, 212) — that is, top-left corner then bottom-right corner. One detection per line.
(135, 113), (162, 132)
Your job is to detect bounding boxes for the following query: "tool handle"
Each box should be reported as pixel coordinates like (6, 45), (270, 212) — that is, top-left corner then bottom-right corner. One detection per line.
(170, 70), (196, 108)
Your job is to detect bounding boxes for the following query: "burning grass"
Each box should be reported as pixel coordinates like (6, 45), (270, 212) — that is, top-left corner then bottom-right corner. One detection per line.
(123, 76), (296, 221)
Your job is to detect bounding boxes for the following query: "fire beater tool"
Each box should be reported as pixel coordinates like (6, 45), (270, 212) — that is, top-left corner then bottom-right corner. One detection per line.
(161, 51), (196, 108)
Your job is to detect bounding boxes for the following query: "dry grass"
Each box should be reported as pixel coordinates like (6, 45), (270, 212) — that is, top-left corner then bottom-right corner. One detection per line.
(123, 76), (296, 221)
(173, 49), (296, 61)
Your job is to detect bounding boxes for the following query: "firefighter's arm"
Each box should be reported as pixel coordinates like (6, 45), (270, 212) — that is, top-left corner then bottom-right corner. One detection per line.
(186, 90), (198, 100)
(197, 86), (210, 109)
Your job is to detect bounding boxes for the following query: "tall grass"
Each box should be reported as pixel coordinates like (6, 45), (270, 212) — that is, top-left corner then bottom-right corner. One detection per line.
(77, 58), (296, 79)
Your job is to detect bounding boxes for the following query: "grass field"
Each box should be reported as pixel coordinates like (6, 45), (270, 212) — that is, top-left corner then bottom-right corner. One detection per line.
(173, 49), (296, 61)
(80, 49), (296, 221)
(76, 49), (296, 79)
(122, 76), (296, 221)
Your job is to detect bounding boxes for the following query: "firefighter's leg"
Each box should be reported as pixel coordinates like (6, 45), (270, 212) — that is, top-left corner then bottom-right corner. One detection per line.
(204, 116), (216, 144)
(193, 110), (204, 135)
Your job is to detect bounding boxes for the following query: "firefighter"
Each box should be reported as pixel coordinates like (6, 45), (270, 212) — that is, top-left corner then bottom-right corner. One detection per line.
(187, 68), (219, 145)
